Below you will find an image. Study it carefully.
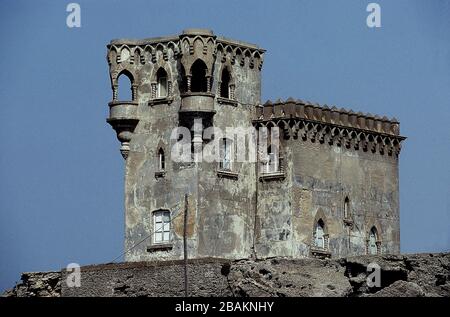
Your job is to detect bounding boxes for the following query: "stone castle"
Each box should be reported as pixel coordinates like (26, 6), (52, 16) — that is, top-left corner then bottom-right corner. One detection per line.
(106, 29), (405, 262)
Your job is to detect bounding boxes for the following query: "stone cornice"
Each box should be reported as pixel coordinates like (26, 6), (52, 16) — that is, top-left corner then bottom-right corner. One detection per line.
(108, 36), (180, 46)
(106, 29), (265, 71)
(216, 37), (265, 53)
(254, 98), (406, 157)
(108, 35), (265, 54)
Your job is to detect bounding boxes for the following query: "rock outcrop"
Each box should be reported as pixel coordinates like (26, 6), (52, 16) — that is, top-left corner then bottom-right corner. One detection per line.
(3, 272), (61, 297)
(3, 253), (449, 297)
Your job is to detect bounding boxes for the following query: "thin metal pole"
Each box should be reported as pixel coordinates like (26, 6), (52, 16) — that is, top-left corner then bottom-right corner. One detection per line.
(184, 193), (188, 297)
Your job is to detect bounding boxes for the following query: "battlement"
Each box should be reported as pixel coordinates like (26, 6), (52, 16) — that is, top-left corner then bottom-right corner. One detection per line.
(256, 98), (401, 135)
(109, 29), (263, 50)
(254, 98), (405, 156)
(106, 29), (265, 72)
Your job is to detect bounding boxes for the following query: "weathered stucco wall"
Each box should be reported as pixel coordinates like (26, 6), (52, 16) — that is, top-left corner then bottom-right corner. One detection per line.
(124, 89), (200, 261)
(196, 63), (260, 259)
(256, 137), (400, 259)
(110, 30), (263, 261)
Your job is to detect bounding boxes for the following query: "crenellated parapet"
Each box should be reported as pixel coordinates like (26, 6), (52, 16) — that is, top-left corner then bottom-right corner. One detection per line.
(215, 38), (264, 70)
(106, 32), (265, 72)
(254, 98), (406, 156)
(106, 29), (265, 100)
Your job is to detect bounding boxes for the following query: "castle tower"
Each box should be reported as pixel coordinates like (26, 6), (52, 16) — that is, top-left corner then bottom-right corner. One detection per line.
(107, 30), (405, 262)
(107, 29), (265, 261)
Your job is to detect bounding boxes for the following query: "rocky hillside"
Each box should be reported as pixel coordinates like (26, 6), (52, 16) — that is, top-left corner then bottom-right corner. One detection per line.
(3, 253), (450, 297)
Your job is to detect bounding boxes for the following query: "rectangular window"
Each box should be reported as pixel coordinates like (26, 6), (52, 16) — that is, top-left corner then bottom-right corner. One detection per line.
(153, 210), (171, 244)
(268, 152), (278, 172)
(369, 236), (377, 254)
(262, 151), (279, 174)
(159, 150), (165, 171)
(219, 138), (233, 171)
(315, 226), (324, 249)
(158, 77), (167, 98)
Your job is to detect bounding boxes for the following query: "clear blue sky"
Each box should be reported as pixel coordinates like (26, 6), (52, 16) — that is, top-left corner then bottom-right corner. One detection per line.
(0, 0), (449, 292)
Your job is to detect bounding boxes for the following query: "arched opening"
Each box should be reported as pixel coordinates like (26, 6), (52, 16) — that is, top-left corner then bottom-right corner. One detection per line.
(314, 219), (325, 249)
(344, 197), (350, 218)
(190, 59), (208, 92)
(158, 148), (165, 171)
(153, 210), (171, 244)
(156, 68), (168, 98)
(369, 227), (379, 255)
(219, 138), (233, 171)
(120, 47), (130, 62)
(117, 71), (133, 101)
(220, 68), (231, 98)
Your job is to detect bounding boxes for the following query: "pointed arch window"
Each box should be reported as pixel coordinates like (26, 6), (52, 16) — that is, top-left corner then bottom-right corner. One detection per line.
(314, 219), (326, 249)
(116, 71), (134, 101)
(157, 68), (168, 98)
(344, 197), (350, 218)
(368, 227), (380, 255)
(220, 68), (231, 99)
(191, 59), (208, 92)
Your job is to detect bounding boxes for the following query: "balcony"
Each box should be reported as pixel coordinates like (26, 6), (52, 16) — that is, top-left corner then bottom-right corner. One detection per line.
(108, 100), (139, 121)
(180, 92), (215, 113)
(106, 101), (139, 159)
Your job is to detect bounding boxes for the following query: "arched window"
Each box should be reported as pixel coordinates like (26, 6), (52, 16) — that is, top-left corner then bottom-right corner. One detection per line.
(191, 59), (208, 92)
(219, 138), (233, 171)
(153, 210), (171, 244)
(158, 148), (165, 171)
(344, 197), (350, 218)
(156, 68), (168, 98)
(369, 227), (379, 255)
(314, 219), (325, 249)
(220, 68), (231, 98)
(117, 71), (133, 101)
